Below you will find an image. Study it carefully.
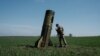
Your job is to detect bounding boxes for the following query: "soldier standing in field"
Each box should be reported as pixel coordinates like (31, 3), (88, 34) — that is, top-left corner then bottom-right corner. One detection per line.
(56, 24), (67, 47)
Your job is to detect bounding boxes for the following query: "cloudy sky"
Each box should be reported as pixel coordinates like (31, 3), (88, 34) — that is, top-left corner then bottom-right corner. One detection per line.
(0, 0), (100, 36)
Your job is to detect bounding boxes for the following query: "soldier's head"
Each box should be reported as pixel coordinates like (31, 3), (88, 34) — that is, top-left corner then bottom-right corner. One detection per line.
(56, 24), (59, 27)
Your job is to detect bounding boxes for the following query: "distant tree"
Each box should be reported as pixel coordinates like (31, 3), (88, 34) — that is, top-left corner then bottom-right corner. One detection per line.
(69, 33), (72, 37)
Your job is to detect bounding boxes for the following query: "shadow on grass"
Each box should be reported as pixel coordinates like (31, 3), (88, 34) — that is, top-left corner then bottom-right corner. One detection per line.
(17, 44), (68, 49)
(17, 44), (36, 48)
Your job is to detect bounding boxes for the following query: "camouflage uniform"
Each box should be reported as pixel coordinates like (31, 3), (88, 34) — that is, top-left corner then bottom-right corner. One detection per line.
(56, 24), (67, 47)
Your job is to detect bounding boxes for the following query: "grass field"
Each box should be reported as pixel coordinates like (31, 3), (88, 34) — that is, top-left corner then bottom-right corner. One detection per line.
(0, 36), (100, 56)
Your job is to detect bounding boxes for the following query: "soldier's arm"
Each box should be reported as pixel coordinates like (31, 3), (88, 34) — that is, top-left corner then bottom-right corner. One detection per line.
(62, 27), (64, 35)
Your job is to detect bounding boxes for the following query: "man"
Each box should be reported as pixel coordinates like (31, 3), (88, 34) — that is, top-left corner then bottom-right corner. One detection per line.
(56, 24), (67, 47)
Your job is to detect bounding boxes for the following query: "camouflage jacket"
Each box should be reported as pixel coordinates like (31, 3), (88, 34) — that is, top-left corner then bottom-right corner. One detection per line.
(56, 26), (64, 35)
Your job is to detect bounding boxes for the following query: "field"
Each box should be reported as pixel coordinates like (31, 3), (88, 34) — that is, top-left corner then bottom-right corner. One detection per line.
(0, 36), (100, 56)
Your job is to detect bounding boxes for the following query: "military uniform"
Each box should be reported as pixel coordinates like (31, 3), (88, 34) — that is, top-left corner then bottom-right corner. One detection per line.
(56, 25), (67, 47)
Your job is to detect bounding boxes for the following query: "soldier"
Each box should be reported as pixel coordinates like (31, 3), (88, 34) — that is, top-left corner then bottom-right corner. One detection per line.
(56, 24), (67, 47)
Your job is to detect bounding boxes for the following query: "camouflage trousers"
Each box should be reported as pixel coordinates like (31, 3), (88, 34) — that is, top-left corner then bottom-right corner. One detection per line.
(58, 35), (67, 47)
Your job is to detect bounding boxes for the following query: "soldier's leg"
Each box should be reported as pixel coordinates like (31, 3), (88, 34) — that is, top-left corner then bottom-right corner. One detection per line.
(59, 36), (62, 47)
(62, 35), (67, 45)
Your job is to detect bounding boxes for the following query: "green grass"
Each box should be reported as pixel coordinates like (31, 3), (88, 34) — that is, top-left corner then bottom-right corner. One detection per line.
(0, 36), (100, 56)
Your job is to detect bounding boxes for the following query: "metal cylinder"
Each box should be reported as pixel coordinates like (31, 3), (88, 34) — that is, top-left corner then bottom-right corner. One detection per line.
(35, 10), (55, 48)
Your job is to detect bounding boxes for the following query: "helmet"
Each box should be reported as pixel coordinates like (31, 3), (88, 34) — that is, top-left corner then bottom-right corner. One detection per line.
(56, 24), (59, 27)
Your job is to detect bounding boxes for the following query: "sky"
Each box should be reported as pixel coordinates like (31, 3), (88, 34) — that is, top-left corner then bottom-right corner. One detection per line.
(0, 0), (100, 36)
